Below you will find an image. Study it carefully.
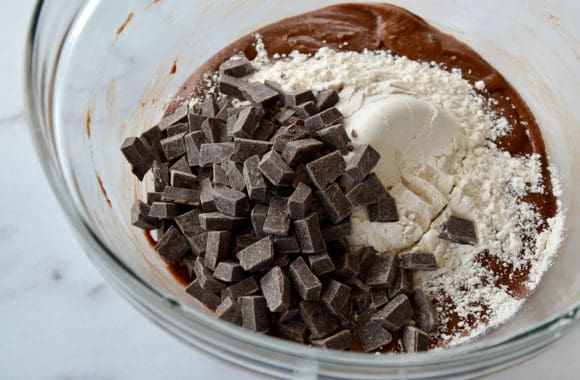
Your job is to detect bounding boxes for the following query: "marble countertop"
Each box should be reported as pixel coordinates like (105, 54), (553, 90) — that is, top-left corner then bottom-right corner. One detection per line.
(1, 1), (578, 379)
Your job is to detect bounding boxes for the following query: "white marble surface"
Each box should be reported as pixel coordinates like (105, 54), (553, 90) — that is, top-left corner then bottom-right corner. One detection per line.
(0, 1), (578, 379)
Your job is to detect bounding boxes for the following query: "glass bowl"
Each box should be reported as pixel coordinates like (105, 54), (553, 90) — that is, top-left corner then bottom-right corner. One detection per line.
(25, 0), (580, 378)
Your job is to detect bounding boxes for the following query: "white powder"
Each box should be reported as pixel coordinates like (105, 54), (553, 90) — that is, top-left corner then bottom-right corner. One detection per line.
(246, 36), (565, 347)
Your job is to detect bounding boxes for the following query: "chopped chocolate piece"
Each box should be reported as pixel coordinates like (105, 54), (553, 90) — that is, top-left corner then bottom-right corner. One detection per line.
(293, 101), (319, 119)
(308, 253), (336, 276)
(253, 119), (276, 141)
(213, 261), (245, 283)
(200, 117), (226, 143)
(356, 310), (392, 352)
(131, 200), (161, 230)
(155, 225), (189, 265)
(121, 136), (156, 180)
(239, 295), (270, 332)
(174, 209), (201, 236)
(400, 252), (438, 271)
(186, 233), (208, 257)
(274, 108), (296, 125)
(259, 150), (295, 187)
(212, 162), (229, 187)
(310, 201), (329, 221)
(345, 174), (387, 207)
(276, 319), (309, 343)
(299, 301), (339, 339)
(367, 194), (399, 222)
(166, 122), (189, 137)
(439, 215), (477, 245)
(274, 235), (301, 255)
(351, 288), (371, 312)
(321, 221), (351, 242)
(149, 202), (180, 219)
(283, 90), (316, 107)
(204, 231), (231, 271)
(170, 156), (192, 174)
(236, 236), (275, 272)
(152, 161), (170, 192)
(170, 170), (197, 189)
(199, 98), (217, 117)
(289, 257), (322, 301)
(272, 254), (290, 268)
(185, 279), (221, 309)
(243, 156), (268, 203)
(292, 166), (312, 188)
(221, 276), (260, 299)
(316, 124), (350, 154)
(234, 234), (258, 252)
(250, 204), (269, 239)
(271, 123), (309, 152)
(358, 247), (378, 282)
(288, 182), (312, 219)
(335, 298), (353, 328)
(345, 144), (380, 183)
(241, 82), (279, 106)
(213, 186), (248, 217)
(412, 288), (438, 333)
(333, 251), (360, 281)
(304, 107), (343, 132)
(230, 138), (272, 162)
(370, 289), (389, 308)
(199, 212), (245, 231)
(318, 183), (352, 224)
(184, 130), (205, 167)
(219, 75), (247, 98)
(216, 99), (232, 120)
(326, 239), (350, 256)
(310, 329), (352, 351)
(402, 326), (430, 353)
(146, 191), (163, 205)
(337, 173), (356, 193)
(193, 256), (226, 294)
(366, 252), (399, 289)
(294, 213), (327, 254)
(216, 296), (242, 325)
(160, 132), (187, 162)
(306, 151), (346, 190)
(161, 186), (200, 206)
(225, 161), (246, 192)
(188, 113), (206, 132)
(199, 178), (217, 212)
(156, 103), (188, 130)
(321, 279), (351, 315)
(388, 268), (414, 299)
(263, 196), (291, 236)
(140, 126), (164, 161)
(230, 106), (263, 138)
(260, 266), (291, 312)
(198, 142), (235, 167)
(373, 294), (414, 331)
(278, 299), (300, 323)
(316, 89), (339, 111)
(219, 55), (254, 77)
(281, 138), (324, 167)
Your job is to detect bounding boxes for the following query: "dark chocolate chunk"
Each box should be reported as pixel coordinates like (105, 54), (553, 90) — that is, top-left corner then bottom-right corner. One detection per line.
(213, 261), (245, 283)
(317, 124), (350, 154)
(439, 215), (477, 245)
(274, 235), (301, 255)
(303, 107), (343, 132)
(200, 117), (226, 143)
(308, 253), (336, 277)
(243, 156), (268, 203)
(199, 178), (217, 212)
(316, 89), (339, 111)
(250, 204), (269, 239)
(188, 113), (206, 132)
(283, 90), (316, 107)
(213, 186), (248, 217)
(356, 309), (392, 352)
(299, 301), (339, 339)
(321, 279), (351, 315)
(276, 319), (309, 343)
(412, 288), (438, 333)
(326, 239), (350, 256)
(221, 276), (260, 299)
(274, 108), (296, 125)
(402, 326), (430, 353)
(372, 294), (414, 331)
(358, 247), (378, 282)
(281, 138), (324, 167)
(140, 126), (164, 161)
(294, 213), (327, 254)
(174, 209), (200, 236)
(367, 194), (399, 222)
(199, 98), (217, 117)
(170, 170), (197, 189)
(263, 196), (290, 236)
(271, 123), (309, 153)
(258, 150), (295, 187)
(310, 330), (352, 351)
(293, 101), (319, 119)
(152, 161), (170, 192)
(184, 130), (205, 167)
(204, 231), (231, 271)
(288, 182), (312, 219)
(234, 234), (258, 252)
(155, 225), (189, 265)
(149, 202), (181, 219)
(216, 99), (232, 120)
(166, 122), (189, 137)
(225, 161), (246, 192)
(146, 191), (163, 205)
(318, 183), (352, 224)
(198, 142), (235, 167)
(400, 252), (438, 271)
(239, 295), (270, 332)
(345, 174), (387, 207)
(306, 151), (346, 190)
(241, 82), (279, 106)
(160, 132), (187, 162)
(351, 288), (371, 312)
(199, 212), (245, 231)
(121, 137), (156, 180)
(212, 162), (229, 187)
(131, 200), (161, 230)
(321, 221), (352, 242)
(216, 296), (242, 325)
(161, 186), (200, 206)
(219, 75), (247, 98)
(370, 289), (389, 308)
(289, 257), (322, 301)
(260, 266), (291, 312)
(388, 268), (414, 299)
(236, 236), (275, 272)
(193, 257), (226, 294)
(337, 173), (356, 193)
(345, 144), (380, 183)
(169, 156), (192, 174)
(230, 138), (272, 162)
(156, 103), (188, 130)
(253, 119), (276, 141)
(333, 251), (360, 281)
(185, 279), (221, 309)
(230, 106), (263, 139)
(219, 55), (254, 77)
(366, 252), (399, 289)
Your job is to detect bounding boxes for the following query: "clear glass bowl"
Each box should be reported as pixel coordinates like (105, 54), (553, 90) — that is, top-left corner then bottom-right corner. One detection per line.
(26, 0), (580, 378)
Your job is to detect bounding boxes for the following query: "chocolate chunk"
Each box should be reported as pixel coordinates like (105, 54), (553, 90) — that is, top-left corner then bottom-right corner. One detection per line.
(263, 196), (290, 236)
(400, 252), (438, 271)
(318, 183), (352, 224)
(337, 173), (356, 193)
(309, 201), (328, 221)
(335, 299), (353, 328)
(333, 251), (360, 281)
(204, 231), (231, 271)
(281, 138), (324, 167)
(412, 288), (438, 333)
(188, 113), (206, 132)
(184, 130), (205, 167)
(230, 138), (272, 162)
(274, 235), (301, 255)
(234, 234), (258, 252)
(294, 213), (326, 254)
(236, 236), (275, 272)
(253, 119), (276, 141)
(170, 170), (197, 189)
(293, 101), (319, 119)
(186, 279), (221, 309)
(366, 252), (399, 289)
(199, 98), (217, 117)
(156, 103), (188, 130)
(243, 156), (268, 202)
(241, 82), (279, 106)
(271, 123), (309, 152)
(141, 126), (164, 161)
(351, 288), (371, 312)
(170, 156), (192, 174)
(259, 150), (295, 187)
(146, 191), (163, 205)
(308, 253), (336, 277)
(155, 225), (189, 265)
(239, 295), (270, 332)
(316, 89), (339, 111)
(166, 122), (189, 137)
(288, 182), (312, 219)
(367, 194), (399, 222)
(152, 161), (170, 192)
(219, 55), (254, 77)
(161, 186), (200, 206)
(276, 319), (309, 343)
(212, 162), (229, 187)
(260, 266), (291, 312)
(326, 239), (350, 256)
(299, 301), (339, 339)
(402, 326), (430, 353)
(219, 75), (247, 98)
(372, 294), (414, 331)
(388, 268), (414, 299)
(345, 174), (387, 207)
(304, 107), (343, 132)
(193, 257), (226, 294)
(317, 124), (350, 154)
(356, 309), (392, 352)
(216, 296), (242, 325)
(321, 221), (351, 242)
(199, 212), (244, 231)
(370, 289), (389, 308)
(229, 106), (262, 139)
(160, 132), (187, 161)
(289, 257), (322, 300)
(174, 209), (200, 236)
(199, 178), (217, 212)
(221, 276), (260, 299)
(216, 99), (232, 120)
(213, 261), (245, 283)
(310, 330), (352, 351)
(439, 215), (477, 245)
(283, 90), (316, 107)
(250, 204), (269, 239)
(345, 144), (380, 183)
(187, 233), (208, 257)
(213, 186), (248, 217)
(149, 202), (181, 219)
(225, 161), (246, 192)
(306, 151), (346, 190)
(274, 108), (296, 125)
(121, 137), (156, 180)
(131, 200), (161, 230)
(198, 142), (235, 167)
(200, 117), (226, 143)
(358, 247), (378, 282)
(321, 279), (351, 315)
